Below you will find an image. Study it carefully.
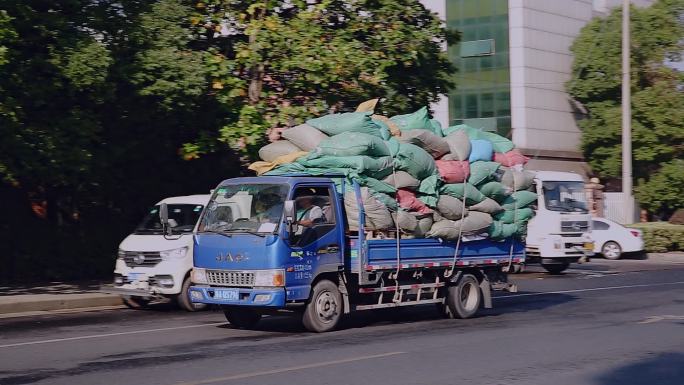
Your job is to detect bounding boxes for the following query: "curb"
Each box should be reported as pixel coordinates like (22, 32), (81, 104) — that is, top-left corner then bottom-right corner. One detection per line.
(0, 293), (123, 315)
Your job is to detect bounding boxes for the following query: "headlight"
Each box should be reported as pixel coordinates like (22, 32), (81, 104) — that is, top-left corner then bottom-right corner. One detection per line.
(192, 268), (208, 284)
(117, 249), (126, 258)
(160, 246), (188, 260)
(254, 269), (285, 287)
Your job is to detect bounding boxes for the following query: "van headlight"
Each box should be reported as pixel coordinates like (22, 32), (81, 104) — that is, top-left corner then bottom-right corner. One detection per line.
(117, 249), (126, 259)
(192, 268), (208, 284)
(254, 269), (285, 287)
(160, 246), (188, 260)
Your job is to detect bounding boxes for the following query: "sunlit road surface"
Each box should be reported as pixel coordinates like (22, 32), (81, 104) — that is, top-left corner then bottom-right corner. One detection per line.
(1, 258), (683, 385)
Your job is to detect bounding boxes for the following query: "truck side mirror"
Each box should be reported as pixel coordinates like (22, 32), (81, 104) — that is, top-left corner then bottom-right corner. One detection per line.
(283, 200), (295, 236)
(159, 203), (171, 236)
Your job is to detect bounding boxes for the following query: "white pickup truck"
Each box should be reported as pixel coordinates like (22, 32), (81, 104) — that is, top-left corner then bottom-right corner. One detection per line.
(107, 194), (210, 311)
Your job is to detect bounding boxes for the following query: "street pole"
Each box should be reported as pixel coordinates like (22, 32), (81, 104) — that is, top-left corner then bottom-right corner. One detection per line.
(622, 0), (633, 223)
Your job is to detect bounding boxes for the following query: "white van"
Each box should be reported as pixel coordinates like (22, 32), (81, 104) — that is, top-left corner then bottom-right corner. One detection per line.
(109, 194), (210, 311)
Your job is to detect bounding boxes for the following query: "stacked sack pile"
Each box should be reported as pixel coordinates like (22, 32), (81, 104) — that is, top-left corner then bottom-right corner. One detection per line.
(249, 101), (537, 241)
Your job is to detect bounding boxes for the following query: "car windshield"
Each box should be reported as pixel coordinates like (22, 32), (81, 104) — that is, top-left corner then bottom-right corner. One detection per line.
(542, 181), (588, 213)
(198, 183), (289, 234)
(135, 204), (204, 234)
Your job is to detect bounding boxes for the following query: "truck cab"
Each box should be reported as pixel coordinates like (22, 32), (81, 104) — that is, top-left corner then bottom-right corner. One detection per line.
(525, 171), (594, 274)
(108, 194), (210, 311)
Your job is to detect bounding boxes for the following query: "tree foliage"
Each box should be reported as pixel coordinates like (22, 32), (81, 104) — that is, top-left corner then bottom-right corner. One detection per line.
(567, 0), (684, 216)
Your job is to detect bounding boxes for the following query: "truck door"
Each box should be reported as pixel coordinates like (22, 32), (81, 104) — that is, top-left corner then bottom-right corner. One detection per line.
(285, 185), (343, 297)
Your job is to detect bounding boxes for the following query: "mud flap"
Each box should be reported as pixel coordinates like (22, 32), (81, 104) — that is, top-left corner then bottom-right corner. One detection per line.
(480, 278), (492, 309)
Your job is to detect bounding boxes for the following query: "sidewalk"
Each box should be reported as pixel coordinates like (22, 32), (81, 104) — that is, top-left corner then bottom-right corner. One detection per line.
(0, 281), (122, 317)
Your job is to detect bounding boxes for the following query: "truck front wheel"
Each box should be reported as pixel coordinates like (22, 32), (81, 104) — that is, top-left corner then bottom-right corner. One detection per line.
(446, 274), (482, 319)
(223, 307), (261, 329)
(542, 262), (570, 274)
(303, 279), (342, 333)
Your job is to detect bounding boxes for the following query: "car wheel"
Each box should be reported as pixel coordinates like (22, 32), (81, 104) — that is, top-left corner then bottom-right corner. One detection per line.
(176, 276), (208, 312)
(542, 262), (570, 275)
(602, 241), (622, 260)
(223, 307), (262, 329)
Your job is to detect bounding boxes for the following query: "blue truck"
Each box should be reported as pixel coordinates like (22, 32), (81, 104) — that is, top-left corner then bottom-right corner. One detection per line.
(159, 175), (524, 332)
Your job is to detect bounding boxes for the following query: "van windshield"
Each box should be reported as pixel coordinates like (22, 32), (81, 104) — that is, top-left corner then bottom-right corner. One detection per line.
(199, 183), (289, 234)
(542, 181), (588, 213)
(135, 204), (204, 234)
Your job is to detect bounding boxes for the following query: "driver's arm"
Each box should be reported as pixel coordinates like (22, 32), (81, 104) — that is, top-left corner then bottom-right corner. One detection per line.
(299, 206), (322, 227)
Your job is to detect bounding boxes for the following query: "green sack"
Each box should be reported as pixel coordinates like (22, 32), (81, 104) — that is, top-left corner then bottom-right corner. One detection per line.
(501, 190), (538, 210)
(390, 106), (431, 132)
(266, 163), (347, 176)
(443, 124), (486, 139)
(494, 208), (534, 224)
(393, 142), (437, 180)
(307, 112), (382, 137)
(481, 131), (514, 153)
(440, 182), (486, 205)
(357, 176), (397, 194)
(488, 221), (523, 240)
(478, 181), (510, 202)
(314, 132), (391, 158)
(417, 174), (441, 204)
(429, 119), (445, 137)
(468, 161), (501, 186)
(372, 119), (392, 140)
(298, 155), (394, 180)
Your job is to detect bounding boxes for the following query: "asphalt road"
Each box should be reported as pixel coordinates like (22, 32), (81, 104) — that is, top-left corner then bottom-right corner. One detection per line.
(1, 258), (683, 385)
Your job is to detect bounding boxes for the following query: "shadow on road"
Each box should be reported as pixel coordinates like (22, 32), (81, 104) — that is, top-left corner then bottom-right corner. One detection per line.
(593, 352), (684, 385)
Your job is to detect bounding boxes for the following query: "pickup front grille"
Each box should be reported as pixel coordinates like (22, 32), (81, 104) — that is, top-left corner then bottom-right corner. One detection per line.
(206, 270), (255, 287)
(123, 251), (162, 267)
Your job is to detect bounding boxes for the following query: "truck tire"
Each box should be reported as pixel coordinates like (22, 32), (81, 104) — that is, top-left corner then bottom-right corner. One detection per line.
(601, 241), (622, 260)
(176, 276), (208, 312)
(223, 307), (261, 329)
(542, 262), (570, 274)
(302, 279), (342, 333)
(446, 274), (481, 319)
(122, 296), (151, 309)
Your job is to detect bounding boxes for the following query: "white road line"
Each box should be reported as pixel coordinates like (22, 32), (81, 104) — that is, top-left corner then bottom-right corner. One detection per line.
(0, 322), (227, 349)
(173, 351), (406, 385)
(638, 315), (684, 324)
(496, 281), (684, 299)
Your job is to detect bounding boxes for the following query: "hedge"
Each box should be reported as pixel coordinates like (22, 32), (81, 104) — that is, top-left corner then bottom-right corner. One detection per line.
(628, 222), (684, 253)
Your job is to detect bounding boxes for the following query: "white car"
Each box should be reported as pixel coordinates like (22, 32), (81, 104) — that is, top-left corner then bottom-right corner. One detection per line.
(109, 194), (210, 311)
(591, 217), (644, 260)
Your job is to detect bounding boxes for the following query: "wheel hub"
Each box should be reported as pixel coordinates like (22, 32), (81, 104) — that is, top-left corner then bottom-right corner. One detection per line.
(316, 291), (337, 323)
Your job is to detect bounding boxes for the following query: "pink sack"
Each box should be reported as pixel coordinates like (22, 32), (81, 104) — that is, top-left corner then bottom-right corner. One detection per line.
(494, 149), (529, 167)
(435, 160), (470, 183)
(396, 189), (433, 214)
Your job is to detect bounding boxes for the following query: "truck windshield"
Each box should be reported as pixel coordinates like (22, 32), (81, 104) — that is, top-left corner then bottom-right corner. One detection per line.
(199, 183), (289, 234)
(135, 204), (204, 234)
(542, 181), (588, 213)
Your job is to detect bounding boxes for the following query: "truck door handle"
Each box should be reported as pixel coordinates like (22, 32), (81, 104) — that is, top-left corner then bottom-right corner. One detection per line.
(325, 245), (340, 253)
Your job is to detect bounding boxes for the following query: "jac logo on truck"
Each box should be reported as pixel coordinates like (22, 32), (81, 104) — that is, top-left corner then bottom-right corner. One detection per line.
(215, 252), (248, 262)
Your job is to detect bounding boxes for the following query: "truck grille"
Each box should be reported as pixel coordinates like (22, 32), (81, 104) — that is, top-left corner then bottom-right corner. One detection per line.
(561, 221), (589, 233)
(206, 270), (255, 287)
(123, 251), (162, 267)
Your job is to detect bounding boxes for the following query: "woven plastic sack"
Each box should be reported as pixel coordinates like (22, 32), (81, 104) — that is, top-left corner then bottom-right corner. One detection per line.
(494, 149), (529, 167)
(393, 143), (437, 180)
(501, 191), (538, 210)
(435, 160), (469, 184)
(372, 115), (401, 137)
(416, 174), (441, 207)
(314, 132), (391, 158)
(427, 212), (493, 239)
(481, 131), (514, 153)
(414, 214), (434, 238)
(398, 129), (450, 159)
(357, 177), (396, 194)
(281, 124), (329, 151)
(298, 155), (393, 180)
(265, 163), (347, 177)
(478, 181), (510, 202)
(429, 119), (445, 137)
(390, 106), (431, 132)
(397, 189), (433, 214)
(372, 119), (392, 140)
(307, 112), (382, 137)
(468, 161), (500, 186)
(382, 171), (420, 190)
(440, 183), (486, 205)
(393, 210), (418, 234)
(468, 139), (494, 162)
(469, 197), (503, 214)
(501, 169), (536, 191)
(442, 124), (485, 139)
(344, 187), (394, 231)
(258, 140), (301, 162)
(494, 208), (534, 224)
(436, 195), (468, 220)
(443, 130), (471, 161)
(488, 221), (522, 240)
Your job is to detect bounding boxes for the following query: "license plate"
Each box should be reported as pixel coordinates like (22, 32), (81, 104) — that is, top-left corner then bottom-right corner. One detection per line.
(127, 272), (145, 282)
(214, 289), (239, 301)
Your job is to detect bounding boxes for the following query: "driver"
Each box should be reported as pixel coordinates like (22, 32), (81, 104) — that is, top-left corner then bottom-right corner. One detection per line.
(296, 196), (323, 227)
(255, 193), (283, 223)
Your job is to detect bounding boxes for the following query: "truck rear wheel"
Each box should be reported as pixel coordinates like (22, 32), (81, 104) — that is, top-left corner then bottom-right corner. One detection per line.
(446, 274), (481, 319)
(303, 279), (342, 333)
(176, 276), (208, 312)
(542, 262), (570, 274)
(223, 307), (261, 329)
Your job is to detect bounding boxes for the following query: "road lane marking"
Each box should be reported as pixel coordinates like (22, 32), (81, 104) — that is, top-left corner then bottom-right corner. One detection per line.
(0, 322), (227, 349)
(173, 351), (406, 385)
(496, 281), (684, 299)
(638, 315), (684, 324)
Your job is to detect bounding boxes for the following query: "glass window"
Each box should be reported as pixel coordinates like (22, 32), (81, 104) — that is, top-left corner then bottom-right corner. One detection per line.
(136, 204), (204, 235)
(592, 220), (610, 230)
(291, 186), (336, 247)
(465, 94), (479, 118)
(481, 93), (494, 118)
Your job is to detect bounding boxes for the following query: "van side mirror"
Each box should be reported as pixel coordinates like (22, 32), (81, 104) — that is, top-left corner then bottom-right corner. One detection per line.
(159, 203), (171, 236)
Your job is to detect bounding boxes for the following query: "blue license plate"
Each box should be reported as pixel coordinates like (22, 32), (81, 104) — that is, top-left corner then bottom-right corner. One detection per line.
(127, 273), (145, 282)
(214, 289), (239, 301)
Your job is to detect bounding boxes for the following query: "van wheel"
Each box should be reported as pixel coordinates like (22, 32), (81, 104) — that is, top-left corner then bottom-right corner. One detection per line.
(542, 262), (570, 274)
(223, 307), (261, 329)
(122, 296), (151, 309)
(446, 274), (481, 319)
(303, 280), (342, 332)
(176, 276), (208, 312)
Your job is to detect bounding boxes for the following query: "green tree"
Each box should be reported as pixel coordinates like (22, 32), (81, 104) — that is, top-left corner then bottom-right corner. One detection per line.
(567, 0), (684, 217)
